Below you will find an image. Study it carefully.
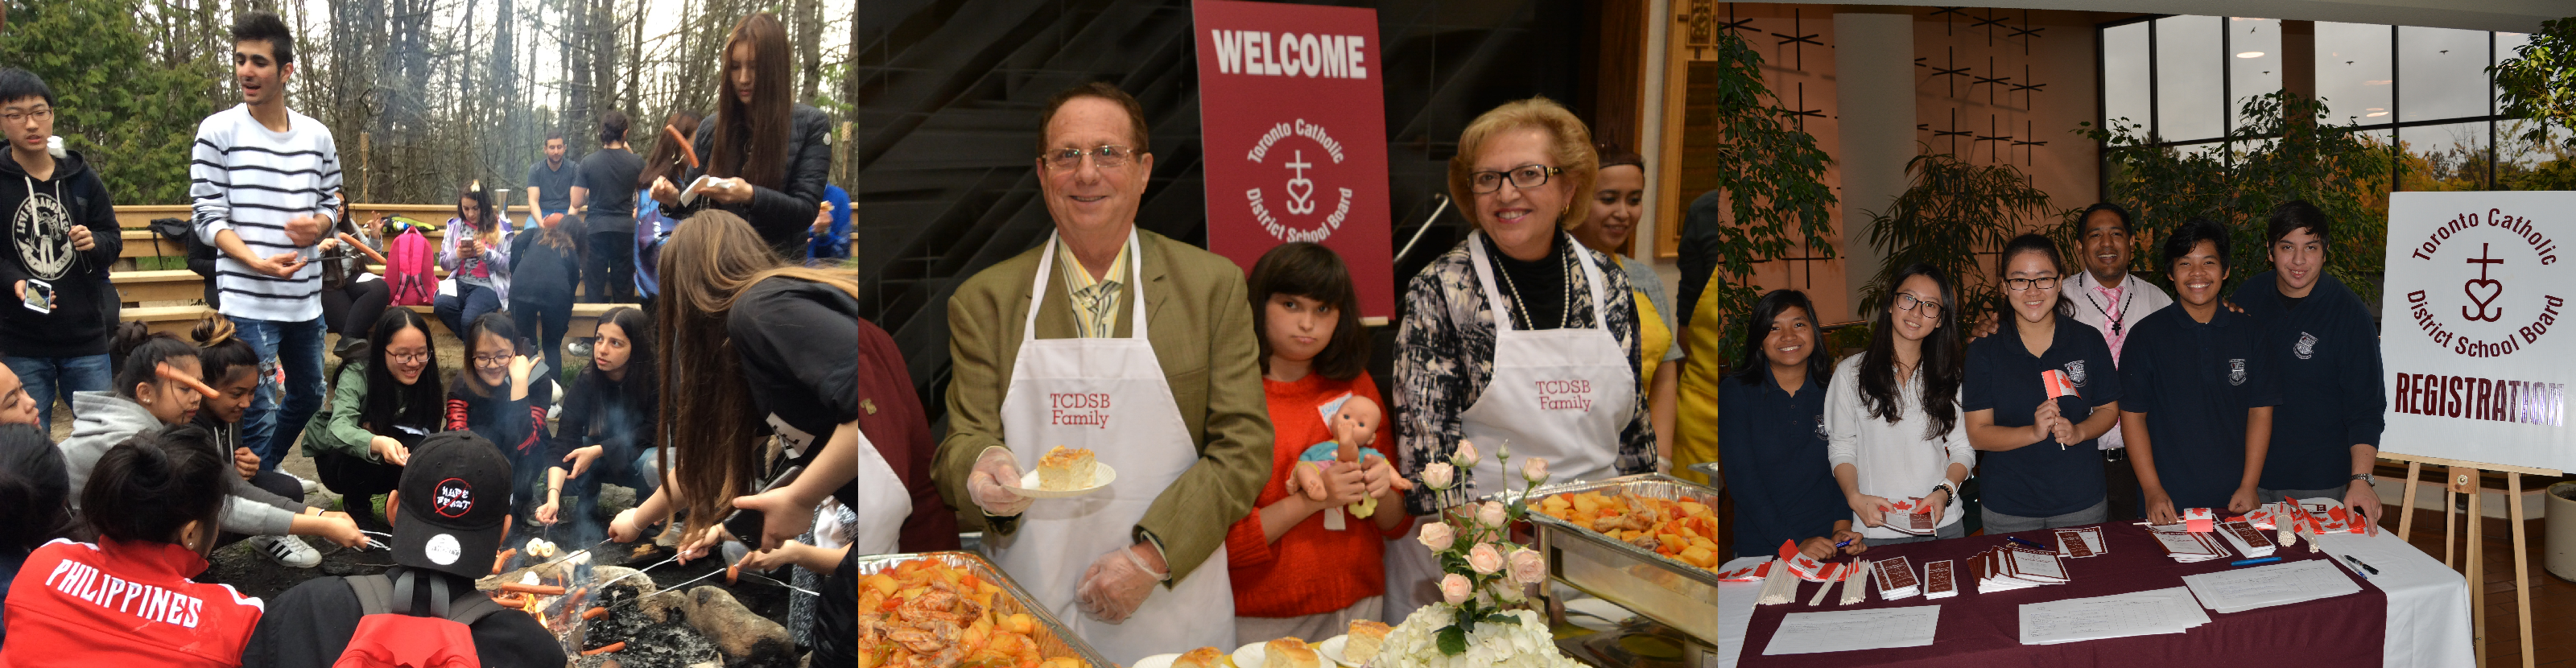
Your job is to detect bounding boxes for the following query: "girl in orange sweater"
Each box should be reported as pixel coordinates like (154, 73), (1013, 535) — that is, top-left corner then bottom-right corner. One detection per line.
(1226, 243), (1411, 642)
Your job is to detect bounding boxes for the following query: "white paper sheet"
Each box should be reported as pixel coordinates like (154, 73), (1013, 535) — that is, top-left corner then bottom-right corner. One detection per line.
(1760, 605), (1942, 655)
(2180, 559), (2363, 613)
(2017, 587), (2208, 645)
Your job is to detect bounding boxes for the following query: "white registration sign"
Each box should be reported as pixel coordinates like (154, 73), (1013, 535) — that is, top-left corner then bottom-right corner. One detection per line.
(2380, 192), (2574, 472)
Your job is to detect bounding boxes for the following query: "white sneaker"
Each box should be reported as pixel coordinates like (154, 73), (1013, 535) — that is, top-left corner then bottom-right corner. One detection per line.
(249, 534), (321, 568)
(288, 472), (321, 495)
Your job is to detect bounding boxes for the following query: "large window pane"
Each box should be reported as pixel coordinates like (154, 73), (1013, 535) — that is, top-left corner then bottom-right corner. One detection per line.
(2229, 18), (2283, 127)
(2400, 27), (2491, 122)
(2315, 22), (2393, 126)
(2157, 15), (2224, 142)
(2103, 22), (2151, 133)
(2397, 122), (2492, 191)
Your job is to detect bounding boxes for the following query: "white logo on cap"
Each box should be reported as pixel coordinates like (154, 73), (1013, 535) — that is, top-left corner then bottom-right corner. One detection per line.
(426, 534), (461, 565)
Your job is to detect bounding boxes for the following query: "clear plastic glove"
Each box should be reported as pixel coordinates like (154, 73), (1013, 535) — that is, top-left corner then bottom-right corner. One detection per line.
(965, 447), (1032, 517)
(1074, 545), (1163, 624)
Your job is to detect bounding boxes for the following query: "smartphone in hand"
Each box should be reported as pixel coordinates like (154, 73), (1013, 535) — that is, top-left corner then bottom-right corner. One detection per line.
(20, 278), (52, 314)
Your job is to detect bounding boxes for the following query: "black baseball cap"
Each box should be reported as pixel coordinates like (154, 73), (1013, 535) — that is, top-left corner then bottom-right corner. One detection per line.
(391, 431), (512, 579)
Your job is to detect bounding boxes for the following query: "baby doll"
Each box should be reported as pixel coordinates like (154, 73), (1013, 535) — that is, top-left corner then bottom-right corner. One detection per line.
(1286, 395), (1400, 528)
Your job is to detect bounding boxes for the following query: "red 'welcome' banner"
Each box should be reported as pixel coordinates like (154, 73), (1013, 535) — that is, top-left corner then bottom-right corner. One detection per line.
(1193, 0), (1393, 319)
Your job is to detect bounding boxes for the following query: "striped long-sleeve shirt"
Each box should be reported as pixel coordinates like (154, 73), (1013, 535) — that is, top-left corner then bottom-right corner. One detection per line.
(189, 104), (342, 323)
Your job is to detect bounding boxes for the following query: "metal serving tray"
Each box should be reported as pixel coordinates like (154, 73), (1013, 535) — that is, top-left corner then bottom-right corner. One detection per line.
(1512, 473), (1723, 643)
(851, 550), (1113, 668)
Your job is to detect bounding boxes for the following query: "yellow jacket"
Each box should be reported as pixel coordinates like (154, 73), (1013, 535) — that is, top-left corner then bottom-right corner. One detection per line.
(933, 229), (1276, 583)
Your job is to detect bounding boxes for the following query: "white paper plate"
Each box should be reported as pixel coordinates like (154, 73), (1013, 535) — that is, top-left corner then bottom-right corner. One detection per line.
(1232, 641), (1268, 668)
(1315, 634), (1356, 666)
(1001, 464), (1119, 498)
(1132, 654), (1179, 668)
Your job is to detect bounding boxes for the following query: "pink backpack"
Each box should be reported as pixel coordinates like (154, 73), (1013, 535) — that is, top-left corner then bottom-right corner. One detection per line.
(386, 227), (437, 306)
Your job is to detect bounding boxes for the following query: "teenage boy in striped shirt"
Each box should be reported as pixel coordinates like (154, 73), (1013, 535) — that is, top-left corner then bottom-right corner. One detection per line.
(189, 11), (342, 497)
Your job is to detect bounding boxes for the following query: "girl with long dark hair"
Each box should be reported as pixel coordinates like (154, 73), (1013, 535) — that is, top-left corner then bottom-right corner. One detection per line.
(435, 181), (512, 337)
(2, 427), (266, 665)
(1962, 234), (2122, 533)
(559, 306), (660, 527)
(1717, 289), (1860, 559)
(1823, 264), (1975, 545)
(646, 14), (832, 258)
(613, 211), (949, 668)
(302, 308), (444, 525)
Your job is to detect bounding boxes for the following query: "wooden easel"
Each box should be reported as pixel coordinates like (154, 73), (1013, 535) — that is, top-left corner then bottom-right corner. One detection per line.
(2381, 451), (2562, 668)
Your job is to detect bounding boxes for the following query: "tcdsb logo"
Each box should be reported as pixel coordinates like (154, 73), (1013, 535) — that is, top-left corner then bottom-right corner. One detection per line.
(2397, 208), (2566, 359)
(1243, 118), (1355, 243)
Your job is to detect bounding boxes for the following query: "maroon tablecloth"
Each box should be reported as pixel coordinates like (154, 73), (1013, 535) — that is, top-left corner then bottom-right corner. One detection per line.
(1735, 522), (2385, 668)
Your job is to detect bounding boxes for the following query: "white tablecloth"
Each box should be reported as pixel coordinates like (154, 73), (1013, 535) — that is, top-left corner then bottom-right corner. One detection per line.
(1714, 505), (2475, 668)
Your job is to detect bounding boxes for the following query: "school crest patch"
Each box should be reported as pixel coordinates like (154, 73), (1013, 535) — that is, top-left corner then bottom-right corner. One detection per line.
(2228, 359), (2248, 386)
(1814, 415), (1829, 440)
(2294, 332), (2318, 360)
(2063, 361), (2088, 386)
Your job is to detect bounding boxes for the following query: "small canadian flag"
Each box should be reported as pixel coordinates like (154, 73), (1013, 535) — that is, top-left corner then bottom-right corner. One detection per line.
(2183, 507), (2216, 534)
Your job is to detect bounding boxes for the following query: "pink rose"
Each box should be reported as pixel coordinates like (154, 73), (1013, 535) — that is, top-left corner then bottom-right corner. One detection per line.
(1418, 521), (1456, 552)
(1521, 457), (1550, 485)
(1468, 542), (1505, 575)
(1508, 547), (1546, 584)
(1422, 462), (1455, 491)
(1478, 501), (1508, 528)
(1439, 573), (1473, 604)
(1453, 440), (1481, 468)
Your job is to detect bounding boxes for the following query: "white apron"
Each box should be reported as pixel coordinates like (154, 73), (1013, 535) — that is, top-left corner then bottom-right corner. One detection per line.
(845, 427), (911, 555)
(989, 230), (1234, 664)
(1384, 232), (1636, 621)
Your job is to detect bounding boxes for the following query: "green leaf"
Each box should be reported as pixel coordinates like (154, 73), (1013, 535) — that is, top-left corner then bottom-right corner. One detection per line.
(1436, 625), (1467, 656)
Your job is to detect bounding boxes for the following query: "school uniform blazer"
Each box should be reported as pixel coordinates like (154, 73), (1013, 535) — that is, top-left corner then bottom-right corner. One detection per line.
(934, 228), (1277, 585)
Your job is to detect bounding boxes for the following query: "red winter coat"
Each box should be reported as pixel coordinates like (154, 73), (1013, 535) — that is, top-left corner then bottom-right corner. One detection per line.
(0, 538), (264, 667)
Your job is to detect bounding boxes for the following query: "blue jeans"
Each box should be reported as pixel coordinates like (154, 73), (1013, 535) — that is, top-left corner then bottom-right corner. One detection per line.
(434, 282), (504, 338)
(2, 355), (111, 431)
(229, 316), (328, 473)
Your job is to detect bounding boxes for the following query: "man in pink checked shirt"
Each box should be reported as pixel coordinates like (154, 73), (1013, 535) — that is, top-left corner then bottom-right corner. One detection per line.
(2061, 203), (2174, 522)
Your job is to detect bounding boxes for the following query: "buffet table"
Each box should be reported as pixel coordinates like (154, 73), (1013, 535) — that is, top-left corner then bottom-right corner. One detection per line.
(1715, 509), (2472, 668)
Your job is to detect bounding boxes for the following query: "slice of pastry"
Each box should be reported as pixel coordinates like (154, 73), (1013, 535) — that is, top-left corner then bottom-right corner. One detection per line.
(1171, 646), (1227, 668)
(1037, 446), (1097, 490)
(1265, 637), (1321, 668)
(1344, 620), (1392, 663)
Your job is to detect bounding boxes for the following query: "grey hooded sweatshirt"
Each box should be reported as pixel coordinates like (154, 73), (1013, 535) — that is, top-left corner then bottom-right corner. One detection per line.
(57, 391), (303, 536)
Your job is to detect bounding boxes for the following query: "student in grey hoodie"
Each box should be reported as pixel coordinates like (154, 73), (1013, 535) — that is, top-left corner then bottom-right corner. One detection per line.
(58, 324), (365, 568)
(0, 68), (122, 432)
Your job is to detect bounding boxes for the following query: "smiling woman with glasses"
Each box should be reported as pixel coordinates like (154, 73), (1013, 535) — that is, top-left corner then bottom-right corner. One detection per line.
(444, 312), (564, 535)
(1823, 262), (1975, 546)
(1385, 97), (1656, 619)
(301, 308), (444, 526)
(1962, 234), (2124, 535)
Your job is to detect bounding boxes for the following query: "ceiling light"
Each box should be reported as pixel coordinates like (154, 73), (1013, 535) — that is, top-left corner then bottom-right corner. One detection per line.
(2366, 112), (2389, 118)
(2237, 52), (2266, 59)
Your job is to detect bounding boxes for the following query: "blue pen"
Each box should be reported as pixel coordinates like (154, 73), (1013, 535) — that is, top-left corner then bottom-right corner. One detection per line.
(2004, 536), (2046, 550)
(2231, 557), (2283, 567)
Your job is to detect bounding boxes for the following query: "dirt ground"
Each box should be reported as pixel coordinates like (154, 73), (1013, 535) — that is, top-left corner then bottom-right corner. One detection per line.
(45, 330), (797, 646)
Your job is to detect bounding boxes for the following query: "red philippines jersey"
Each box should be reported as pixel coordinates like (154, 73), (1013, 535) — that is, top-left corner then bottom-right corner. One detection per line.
(2, 538), (264, 667)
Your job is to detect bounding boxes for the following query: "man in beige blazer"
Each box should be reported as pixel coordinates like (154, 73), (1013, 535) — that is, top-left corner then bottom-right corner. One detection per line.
(935, 82), (1273, 636)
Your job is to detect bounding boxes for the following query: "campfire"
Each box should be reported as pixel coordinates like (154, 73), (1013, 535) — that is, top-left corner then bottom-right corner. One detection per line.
(480, 539), (797, 668)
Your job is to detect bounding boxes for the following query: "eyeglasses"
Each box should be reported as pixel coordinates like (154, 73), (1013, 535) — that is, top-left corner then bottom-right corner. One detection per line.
(2004, 276), (2061, 291)
(1, 108), (52, 125)
(386, 350), (430, 364)
(1469, 165), (1562, 194)
(471, 354), (513, 368)
(1893, 293), (1944, 316)
(1041, 145), (1138, 171)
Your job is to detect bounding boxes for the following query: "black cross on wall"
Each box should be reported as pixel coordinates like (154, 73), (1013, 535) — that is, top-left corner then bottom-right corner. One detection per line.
(2013, 120), (2049, 165)
(1974, 56), (2013, 105)
(2009, 64), (2047, 107)
(1786, 82), (1825, 130)
(1772, 9), (1819, 71)
(1931, 108), (1972, 155)
(1975, 114), (2013, 163)
(1971, 10), (2007, 46)
(1930, 6), (1966, 36)
(1930, 47), (1970, 97)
